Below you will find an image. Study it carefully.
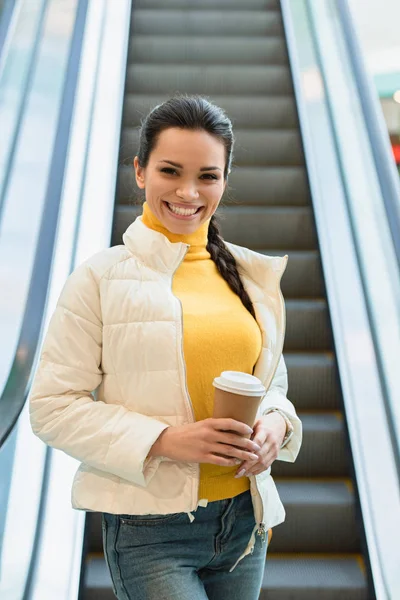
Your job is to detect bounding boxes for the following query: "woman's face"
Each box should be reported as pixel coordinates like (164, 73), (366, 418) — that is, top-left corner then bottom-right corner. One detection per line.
(133, 127), (227, 234)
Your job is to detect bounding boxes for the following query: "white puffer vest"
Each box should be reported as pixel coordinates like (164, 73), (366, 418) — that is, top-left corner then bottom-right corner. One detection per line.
(29, 215), (302, 570)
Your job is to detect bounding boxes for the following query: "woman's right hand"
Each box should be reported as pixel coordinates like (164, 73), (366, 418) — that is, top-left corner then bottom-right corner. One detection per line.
(149, 418), (261, 467)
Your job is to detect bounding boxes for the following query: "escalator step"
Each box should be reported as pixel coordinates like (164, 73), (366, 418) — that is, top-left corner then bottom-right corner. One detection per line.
(226, 167), (311, 204)
(133, 0), (280, 9)
(273, 412), (351, 478)
(271, 249), (324, 298)
(123, 94), (298, 129)
(120, 127), (304, 167)
(283, 352), (339, 409)
(128, 35), (288, 65)
(285, 299), (333, 351)
(132, 10), (283, 37)
(273, 480), (361, 553)
(125, 64), (292, 95)
(261, 556), (368, 600)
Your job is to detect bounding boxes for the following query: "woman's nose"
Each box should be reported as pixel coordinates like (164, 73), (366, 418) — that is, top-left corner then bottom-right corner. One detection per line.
(176, 184), (199, 200)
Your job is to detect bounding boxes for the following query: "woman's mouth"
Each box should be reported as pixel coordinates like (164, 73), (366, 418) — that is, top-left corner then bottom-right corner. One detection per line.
(163, 201), (204, 220)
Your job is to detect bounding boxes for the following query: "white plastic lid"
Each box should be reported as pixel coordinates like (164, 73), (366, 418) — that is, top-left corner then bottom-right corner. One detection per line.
(213, 371), (266, 397)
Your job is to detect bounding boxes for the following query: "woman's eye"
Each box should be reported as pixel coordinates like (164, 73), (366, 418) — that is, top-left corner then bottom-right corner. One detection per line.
(160, 168), (217, 180)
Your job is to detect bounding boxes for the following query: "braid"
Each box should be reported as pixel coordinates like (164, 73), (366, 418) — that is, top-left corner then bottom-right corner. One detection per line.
(207, 215), (256, 320)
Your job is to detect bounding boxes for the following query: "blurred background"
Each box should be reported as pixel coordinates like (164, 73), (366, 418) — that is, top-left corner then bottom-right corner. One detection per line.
(0, 1), (399, 599)
(349, 0), (400, 174)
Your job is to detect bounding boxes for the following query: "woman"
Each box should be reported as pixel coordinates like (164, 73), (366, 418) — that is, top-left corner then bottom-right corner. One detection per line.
(29, 95), (302, 599)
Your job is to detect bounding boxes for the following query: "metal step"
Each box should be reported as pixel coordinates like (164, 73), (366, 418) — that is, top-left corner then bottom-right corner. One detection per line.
(132, 10), (283, 37)
(274, 480), (361, 553)
(270, 249), (324, 298)
(261, 555), (368, 600)
(133, 0), (280, 9)
(128, 35), (288, 65)
(272, 412), (351, 478)
(226, 166), (311, 204)
(121, 127), (304, 166)
(283, 352), (339, 409)
(123, 94), (298, 129)
(285, 298), (333, 351)
(125, 64), (292, 95)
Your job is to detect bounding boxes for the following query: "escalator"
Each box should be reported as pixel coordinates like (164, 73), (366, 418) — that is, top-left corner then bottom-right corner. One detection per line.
(81, 1), (371, 598)
(1, 1), (400, 599)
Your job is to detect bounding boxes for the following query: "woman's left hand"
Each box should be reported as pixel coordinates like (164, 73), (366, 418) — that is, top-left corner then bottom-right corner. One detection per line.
(234, 412), (287, 478)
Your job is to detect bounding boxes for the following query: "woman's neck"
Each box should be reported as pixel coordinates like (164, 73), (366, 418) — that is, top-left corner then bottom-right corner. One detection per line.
(141, 201), (211, 260)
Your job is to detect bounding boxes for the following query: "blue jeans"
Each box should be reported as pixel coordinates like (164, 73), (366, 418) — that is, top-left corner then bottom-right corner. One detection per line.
(102, 489), (268, 600)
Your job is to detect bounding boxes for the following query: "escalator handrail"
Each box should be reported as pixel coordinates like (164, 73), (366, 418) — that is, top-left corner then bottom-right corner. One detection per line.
(337, 0), (400, 269)
(0, 1), (89, 450)
(0, 0), (19, 58)
(281, 1), (400, 598)
(0, 0), (49, 222)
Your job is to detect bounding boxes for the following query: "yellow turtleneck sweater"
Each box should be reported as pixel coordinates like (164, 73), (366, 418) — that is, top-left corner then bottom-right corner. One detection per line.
(142, 202), (263, 501)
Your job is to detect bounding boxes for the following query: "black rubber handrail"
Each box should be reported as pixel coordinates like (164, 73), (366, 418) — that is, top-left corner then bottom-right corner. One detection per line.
(337, 0), (400, 270)
(0, 0), (89, 449)
(0, 0), (16, 57)
(0, 0), (48, 223)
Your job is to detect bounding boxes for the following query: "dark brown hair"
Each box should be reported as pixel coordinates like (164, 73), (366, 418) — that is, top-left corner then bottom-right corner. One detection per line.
(135, 94), (255, 319)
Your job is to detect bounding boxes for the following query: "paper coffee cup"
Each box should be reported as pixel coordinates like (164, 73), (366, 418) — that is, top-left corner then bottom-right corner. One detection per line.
(212, 371), (266, 437)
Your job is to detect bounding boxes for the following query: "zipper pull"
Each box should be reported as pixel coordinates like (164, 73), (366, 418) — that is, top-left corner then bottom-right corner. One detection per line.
(257, 523), (267, 544)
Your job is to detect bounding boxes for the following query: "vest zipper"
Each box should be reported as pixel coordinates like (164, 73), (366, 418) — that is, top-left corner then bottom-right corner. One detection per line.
(171, 244), (199, 507)
(251, 264), (287, 532)
(172, 244), (195, 424)
(257, 523), (267, 544)
(258, 265), (287, 395)
(171, 247), (286, 521)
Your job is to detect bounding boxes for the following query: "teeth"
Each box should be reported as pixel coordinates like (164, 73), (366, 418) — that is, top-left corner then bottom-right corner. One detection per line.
(167, 203), (198, 216)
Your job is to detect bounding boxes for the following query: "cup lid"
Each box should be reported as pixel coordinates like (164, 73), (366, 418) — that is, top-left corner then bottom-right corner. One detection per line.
(213, 371), (266, 397)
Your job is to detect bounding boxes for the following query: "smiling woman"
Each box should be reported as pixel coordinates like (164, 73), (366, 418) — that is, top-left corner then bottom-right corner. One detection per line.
(29, 94), (302, 600)
(133, 126), (227, 233)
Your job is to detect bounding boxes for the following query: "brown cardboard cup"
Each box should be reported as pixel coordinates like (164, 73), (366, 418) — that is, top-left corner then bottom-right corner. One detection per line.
(212, 371), (266, 459)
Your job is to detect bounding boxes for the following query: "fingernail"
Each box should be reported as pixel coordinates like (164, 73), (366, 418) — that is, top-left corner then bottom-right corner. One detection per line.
(235, 469), (246, 478)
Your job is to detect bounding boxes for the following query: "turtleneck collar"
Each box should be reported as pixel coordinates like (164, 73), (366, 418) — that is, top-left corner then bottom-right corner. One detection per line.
(141, 201), (211, 261)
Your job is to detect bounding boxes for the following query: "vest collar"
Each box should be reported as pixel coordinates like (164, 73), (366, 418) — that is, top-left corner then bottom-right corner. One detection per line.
(122, 215), (288, 286)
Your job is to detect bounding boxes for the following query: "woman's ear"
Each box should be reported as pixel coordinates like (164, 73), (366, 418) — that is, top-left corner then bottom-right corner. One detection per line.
(133, 156), (145, 189)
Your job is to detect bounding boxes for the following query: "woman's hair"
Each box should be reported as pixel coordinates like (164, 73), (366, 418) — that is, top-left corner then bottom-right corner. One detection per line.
(135, 94), (255, 319)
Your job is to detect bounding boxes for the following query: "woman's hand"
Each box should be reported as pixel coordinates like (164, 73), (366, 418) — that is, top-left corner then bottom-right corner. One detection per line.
(149, 418), (262, 467)
(234, 412), (287, 478)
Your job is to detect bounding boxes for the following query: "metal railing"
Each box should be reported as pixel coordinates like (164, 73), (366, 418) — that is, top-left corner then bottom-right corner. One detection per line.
(281, 1), (400, 598)
(0, 1), (88, 598)
(337, 0), (400, 270)
(0, 0), (88, 449)
(0, 0), (132, 598)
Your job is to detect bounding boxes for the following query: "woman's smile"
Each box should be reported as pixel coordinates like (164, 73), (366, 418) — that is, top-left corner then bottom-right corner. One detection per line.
(163, 200), (204, 220)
